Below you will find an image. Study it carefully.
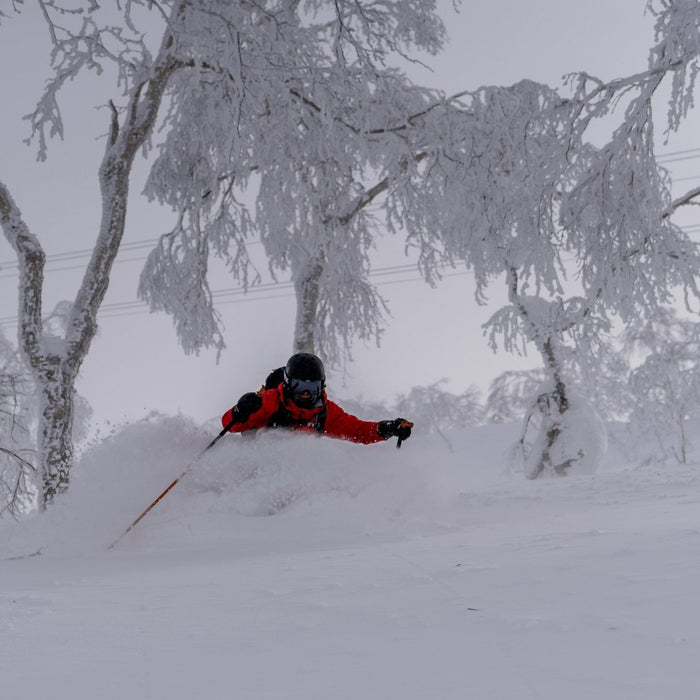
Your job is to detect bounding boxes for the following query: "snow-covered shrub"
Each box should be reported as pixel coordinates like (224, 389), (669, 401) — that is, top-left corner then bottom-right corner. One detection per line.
(511, 386), (606, 479)
(394, 380), (483, 450)
(624, 310), (700, 464)
(0, 330), (35, 517)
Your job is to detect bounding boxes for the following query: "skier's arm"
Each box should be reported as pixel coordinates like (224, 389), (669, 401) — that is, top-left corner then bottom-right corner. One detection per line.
(222, 391), (268, 432)
(324, 402), (413, 445)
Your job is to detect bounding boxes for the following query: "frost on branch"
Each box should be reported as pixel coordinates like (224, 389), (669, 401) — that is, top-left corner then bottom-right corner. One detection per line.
(139, 0), (445, 364)
(257, 148), (394, 364)
(394, 380), (483, 451)
(624, 308), (700, 464)
(386, 80), (571, 300)
(24, 0), (155, 161)
(648, 0), (700, 133)
(560, 114), (698, 319)
(245, 61), (434, 361)
(386, 11), (700, 474)
(138, 219), (226, 357)
(485, 370), (548, 425)
(291, 233), (390, 366)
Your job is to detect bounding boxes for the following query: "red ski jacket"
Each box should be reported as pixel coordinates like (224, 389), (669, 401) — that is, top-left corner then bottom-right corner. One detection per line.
(222, 384), (387, 445)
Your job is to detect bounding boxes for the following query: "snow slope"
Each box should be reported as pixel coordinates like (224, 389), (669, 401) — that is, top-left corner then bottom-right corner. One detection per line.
(2, 415), (700, 699)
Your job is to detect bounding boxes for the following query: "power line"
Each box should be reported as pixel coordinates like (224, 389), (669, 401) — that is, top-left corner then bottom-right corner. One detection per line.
(4, 215), (700, 323)
(0, 261), (456, 326)
(0, 238), (161, 273)
(672, 174), (700, 183)
(657, 146), (700, 162)
(0, 236), (265, 279)
(3, 211), (700, 285)
(659, 153), (700, 165)
(0, 255), (153, 281)
(1, 146), (699, 276)
(2, 153), (700, 282)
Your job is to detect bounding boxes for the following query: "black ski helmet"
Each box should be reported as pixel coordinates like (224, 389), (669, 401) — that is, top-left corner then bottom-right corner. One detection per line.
(284, 353), (326, 408)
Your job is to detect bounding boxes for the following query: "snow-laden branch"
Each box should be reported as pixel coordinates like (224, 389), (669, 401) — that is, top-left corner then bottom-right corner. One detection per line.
(666, 184), (700, 215)
(65, 42), (182, 373)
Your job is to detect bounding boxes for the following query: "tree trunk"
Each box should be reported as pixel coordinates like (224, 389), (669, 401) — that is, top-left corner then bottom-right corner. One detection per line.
(289, 167), (397, 360)
(36, 357), (76, 506)
(293, 256), (324, 355)
(524, 338), (571, 479)
(507, 267), (575, 478)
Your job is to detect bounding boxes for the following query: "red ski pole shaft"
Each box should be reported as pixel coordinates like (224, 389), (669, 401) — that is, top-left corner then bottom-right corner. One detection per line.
(108, 421), (233, 550)
(107, 471), (186, 550)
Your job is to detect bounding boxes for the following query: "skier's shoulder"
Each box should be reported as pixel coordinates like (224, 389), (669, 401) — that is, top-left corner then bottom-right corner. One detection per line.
(324, 398), (360, 422)
(261, 383), (284, 407)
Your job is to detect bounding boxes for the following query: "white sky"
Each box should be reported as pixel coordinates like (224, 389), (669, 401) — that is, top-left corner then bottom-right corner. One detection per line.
(0, 0), (696, 431)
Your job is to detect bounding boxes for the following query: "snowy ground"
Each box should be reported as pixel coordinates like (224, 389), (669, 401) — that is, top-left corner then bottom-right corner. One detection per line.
(2, 415), (700, 699)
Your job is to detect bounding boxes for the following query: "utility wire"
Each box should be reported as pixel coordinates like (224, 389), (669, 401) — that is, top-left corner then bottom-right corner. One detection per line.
(1, 147), (699, 274)
(672, 174), (700, 183)
(657, 146), (700, 162)
(0, 239), (161, 273)
(97, 269), (472, 321)
(2, 148), (700, 326)
(3, 218), (700, 323)
(3, 213), (700, 284)
(0, 261), (455, 326)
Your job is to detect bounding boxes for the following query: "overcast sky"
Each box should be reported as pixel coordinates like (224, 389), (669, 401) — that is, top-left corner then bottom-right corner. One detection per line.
(0, 1), (695, 432)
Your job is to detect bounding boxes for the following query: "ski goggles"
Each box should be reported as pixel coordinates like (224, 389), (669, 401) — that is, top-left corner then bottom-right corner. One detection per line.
(288, 378), (324, 398)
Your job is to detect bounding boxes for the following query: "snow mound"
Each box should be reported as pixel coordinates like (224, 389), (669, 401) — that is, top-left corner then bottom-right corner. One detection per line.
(2, 413), (488, 557)
(1, 413), (210, 556)
(1, 413), (640, 561)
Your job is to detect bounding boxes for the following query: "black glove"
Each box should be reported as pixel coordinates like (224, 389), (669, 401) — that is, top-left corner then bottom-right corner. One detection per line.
(264, 367), (286, 390)
(232, 392), (263, 423)
(377, 418), (413, 442)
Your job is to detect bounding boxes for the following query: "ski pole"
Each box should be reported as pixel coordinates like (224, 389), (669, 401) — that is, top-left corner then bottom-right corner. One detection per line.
(107, 420), (234, 550)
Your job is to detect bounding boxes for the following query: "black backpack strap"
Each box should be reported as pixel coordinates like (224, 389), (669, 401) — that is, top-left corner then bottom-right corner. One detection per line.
(267, 402), (293, 428)
(267, 400), (327, 435)
(314, 405), (327, 435)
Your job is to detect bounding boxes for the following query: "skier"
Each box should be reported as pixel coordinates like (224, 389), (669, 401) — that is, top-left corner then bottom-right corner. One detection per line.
(221, 352), (413, 446)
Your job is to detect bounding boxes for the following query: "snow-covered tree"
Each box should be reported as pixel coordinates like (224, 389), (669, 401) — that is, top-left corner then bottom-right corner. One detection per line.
(394, 379), (482, 451)
(0, 2), (182, 507)
(138, 1), (700, 447)
(137, 3), (446, 364)
(510, 387), (607, 479)
(243, 72), (437, 363)
(0, 0), (448, 506)
(385, 0), (700, 475)
(485, 370), (547, 425)
(485, 272), (614, 475)
(624, 309), (700, 464)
